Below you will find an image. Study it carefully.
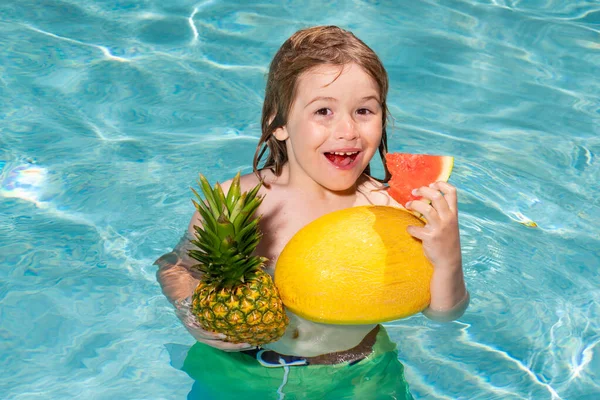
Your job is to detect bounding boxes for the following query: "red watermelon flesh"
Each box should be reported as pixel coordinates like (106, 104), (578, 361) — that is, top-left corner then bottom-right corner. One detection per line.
(386, 153), (454, 206)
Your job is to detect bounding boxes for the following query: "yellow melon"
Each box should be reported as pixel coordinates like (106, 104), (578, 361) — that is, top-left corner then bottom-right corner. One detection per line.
(274, 206), (433, 324)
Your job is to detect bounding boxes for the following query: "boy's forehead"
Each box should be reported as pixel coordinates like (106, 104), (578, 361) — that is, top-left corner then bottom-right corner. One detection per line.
(296, 63), (379, 99)
(298, 66), (340, 90)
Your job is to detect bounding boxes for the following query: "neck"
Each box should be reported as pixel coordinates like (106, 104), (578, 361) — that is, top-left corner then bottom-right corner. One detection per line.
(280, 163), (360, 208)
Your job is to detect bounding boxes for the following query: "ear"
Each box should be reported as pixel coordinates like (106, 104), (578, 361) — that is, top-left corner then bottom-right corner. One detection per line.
(273, 126), (289, 141)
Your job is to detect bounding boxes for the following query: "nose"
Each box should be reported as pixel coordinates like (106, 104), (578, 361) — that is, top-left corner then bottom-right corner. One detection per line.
(335, 114), (359, 140)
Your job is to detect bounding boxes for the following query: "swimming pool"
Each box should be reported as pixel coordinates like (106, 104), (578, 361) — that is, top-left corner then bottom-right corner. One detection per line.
(1, 0), (598, 398)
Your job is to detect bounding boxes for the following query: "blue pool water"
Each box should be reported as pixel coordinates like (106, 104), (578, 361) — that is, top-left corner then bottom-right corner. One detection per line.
(1, 0), (599, 398)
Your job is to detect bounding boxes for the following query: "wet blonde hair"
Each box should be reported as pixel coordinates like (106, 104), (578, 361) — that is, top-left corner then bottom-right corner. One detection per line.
(253, 25), (391, 183)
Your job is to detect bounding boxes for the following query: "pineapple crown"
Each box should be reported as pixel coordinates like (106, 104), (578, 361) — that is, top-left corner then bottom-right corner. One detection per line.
(188, 172), (268, 288)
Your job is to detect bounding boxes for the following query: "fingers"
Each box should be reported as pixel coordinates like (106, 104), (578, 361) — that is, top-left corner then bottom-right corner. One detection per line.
(406, 182), (458, 218)
(188, 325), (227, 341)
(186, 321), (256, 351)
(195, 337), (256, 352)
(220, 343), (257, 352)
(406, 198), (437, 224)
(186, 323), (256, 351)
(406, 224), (427, 241)
(430, 181), (457, 213)
(405, 182), (458, 239)
(174, 299), (228, 341)
(173, 297), (257, 352)
(181, 315), (227, 341)
(410, 186), (450, 216)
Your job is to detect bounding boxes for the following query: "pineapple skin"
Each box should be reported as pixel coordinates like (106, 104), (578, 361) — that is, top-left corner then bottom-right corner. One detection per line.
(191, 269), (289, 346)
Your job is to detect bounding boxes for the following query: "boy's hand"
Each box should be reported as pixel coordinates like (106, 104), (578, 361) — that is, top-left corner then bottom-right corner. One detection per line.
(404, 181), (462, 269)
(174, 297), (256, 352)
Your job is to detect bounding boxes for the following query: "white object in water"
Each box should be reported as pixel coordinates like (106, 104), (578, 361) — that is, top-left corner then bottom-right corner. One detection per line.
(1, 163), (48, 206)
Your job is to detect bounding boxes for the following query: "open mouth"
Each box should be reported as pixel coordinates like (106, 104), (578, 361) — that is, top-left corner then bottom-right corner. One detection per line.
(324, 151), (360, 168)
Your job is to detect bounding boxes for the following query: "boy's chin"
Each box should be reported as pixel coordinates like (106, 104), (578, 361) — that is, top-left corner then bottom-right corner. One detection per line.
(319, 174), (362, 193)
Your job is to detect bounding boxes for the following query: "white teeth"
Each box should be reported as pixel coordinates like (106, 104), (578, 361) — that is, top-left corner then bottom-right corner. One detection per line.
(332, 151), (358, 155)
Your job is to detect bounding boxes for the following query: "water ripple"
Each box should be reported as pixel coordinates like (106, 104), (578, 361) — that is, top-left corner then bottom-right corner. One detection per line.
(1, 0), (599, 399)
(21, 23), (130, 62)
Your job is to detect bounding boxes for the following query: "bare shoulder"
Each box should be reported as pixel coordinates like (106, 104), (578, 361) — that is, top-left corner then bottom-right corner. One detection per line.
(357, 174), (404, 208)
(220, 169), (277, 194)
(187, 170), (266, 233)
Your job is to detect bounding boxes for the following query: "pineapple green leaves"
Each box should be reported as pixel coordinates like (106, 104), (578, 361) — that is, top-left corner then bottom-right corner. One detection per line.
(188, 172), (268, 289)
(186, 172), (289, 345)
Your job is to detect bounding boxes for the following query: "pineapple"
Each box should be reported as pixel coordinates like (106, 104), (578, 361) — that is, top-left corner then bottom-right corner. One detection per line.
(188, 172), (289, 346)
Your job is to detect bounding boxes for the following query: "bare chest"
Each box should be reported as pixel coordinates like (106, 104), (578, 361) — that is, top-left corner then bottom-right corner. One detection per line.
(255, 200), (324, 273)
(254, 188), (392, 273)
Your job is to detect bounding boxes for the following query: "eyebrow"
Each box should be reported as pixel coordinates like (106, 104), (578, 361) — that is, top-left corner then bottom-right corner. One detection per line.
(304, 95), (381, 108)
(361, 95), (381, 103)
(305, 96), (336, 108)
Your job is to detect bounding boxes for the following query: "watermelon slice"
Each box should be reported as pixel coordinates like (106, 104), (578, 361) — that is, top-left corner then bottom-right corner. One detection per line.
(386, 153), (454, 205)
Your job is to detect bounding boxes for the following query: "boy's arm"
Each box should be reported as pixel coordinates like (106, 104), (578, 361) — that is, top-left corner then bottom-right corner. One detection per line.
(155, 230), (201, 305)
(155, 212), (255, 351)
(404, 181), (469, 322)
(423, 292), (469, 322)
(422, 265), (469, 322)
(156, 178), (234, 302)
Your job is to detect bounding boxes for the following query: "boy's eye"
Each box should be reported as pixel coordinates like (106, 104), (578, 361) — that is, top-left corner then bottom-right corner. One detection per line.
(315, 108), (331, 116)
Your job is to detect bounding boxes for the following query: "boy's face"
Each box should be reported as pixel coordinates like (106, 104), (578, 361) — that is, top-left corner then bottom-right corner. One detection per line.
(274, 63), (383, 192)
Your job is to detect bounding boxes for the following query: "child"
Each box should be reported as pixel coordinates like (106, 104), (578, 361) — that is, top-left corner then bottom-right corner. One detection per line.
(156, 25), (468, 399)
